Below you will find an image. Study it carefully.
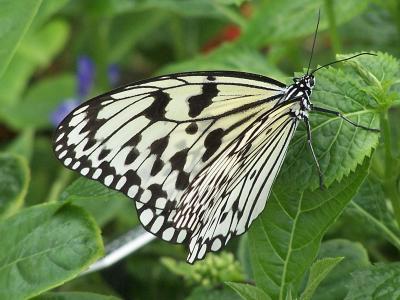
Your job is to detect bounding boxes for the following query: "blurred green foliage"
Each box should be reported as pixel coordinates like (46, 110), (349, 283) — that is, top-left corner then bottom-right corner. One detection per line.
(0, 0), (399, 299)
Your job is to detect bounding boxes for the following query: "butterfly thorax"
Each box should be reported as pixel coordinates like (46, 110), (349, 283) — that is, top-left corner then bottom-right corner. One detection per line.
(282, 74), (315, 120)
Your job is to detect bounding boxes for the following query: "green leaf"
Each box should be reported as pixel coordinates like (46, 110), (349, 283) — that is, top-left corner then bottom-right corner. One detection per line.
(2, 73), (75, 130)
(227, 282), (271, 300)
(0, 0), (42, 77)
(187, 286), (242, 300)
(240, 0), (370, 46)
(6, 129), (35, 161)
(345, 263), (400, 299)
(313, 239), (370, 300)
(300, 257), (343, 300)
(18, 19), (70, 66)
(248, 158), (370, 299)
(337, 52), (400, 107)
(161, 44), (286, 82)
(30, 0), (69, 29)
(0, 20), (70, 107)
(237, 235), (253, 281)
(32, 291), (121, 300)
(61, 178), (129, 227)
(279, 64), (380, 189)
(0, 153), (29, 218)
(347, 175), (400, 249)
(0, 202), (103, 300)
(109, 10), (167, 61)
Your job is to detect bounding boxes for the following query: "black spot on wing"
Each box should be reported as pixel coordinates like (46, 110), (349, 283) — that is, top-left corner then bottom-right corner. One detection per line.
(148, 184), (168, 200)
(125, 148), (140, 165)
(202, 128), (224, 162)
(98, 148), (111, 160)
(188, 83), (218, 118)
(176, 171), (190, 190)
(83, 138), (96, 151)
(170, 148), (189, 171)
(185, 123), (198, 135)
(144, 90), (171, 120)
(151, 158), (164, 176)
(207, 75), (216, 81)
(125, 169), (141, 186)
(150, 135), (169, 156)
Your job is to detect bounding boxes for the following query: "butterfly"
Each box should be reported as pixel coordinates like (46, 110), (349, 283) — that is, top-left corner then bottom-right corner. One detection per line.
(52, 20), (378, 264)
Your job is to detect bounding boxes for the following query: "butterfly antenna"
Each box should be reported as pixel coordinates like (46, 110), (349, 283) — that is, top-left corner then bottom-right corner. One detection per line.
(311, 52), (377, 74)
(306, 9), (321, 75)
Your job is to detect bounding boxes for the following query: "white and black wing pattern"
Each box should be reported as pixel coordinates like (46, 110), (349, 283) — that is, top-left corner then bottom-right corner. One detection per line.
(53, 70), (293, 262)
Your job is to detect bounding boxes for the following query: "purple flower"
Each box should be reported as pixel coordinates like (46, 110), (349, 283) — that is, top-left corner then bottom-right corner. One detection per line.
(77, 55), (95, 98)
(50, 56), (119, 127)
(108, 64), (120, 87)
(50, 98), (80, 126)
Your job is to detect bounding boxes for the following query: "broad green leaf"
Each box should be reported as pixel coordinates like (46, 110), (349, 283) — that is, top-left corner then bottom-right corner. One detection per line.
(70, 0), (231, 17)
(0, 0), (42, 77)
(279, 64), (380, 189)
(25, 138), (60, 206)
(32, 291), (121, 300)
(161, 44), (285, 82)
(237, 235), (253, 281)
(227, 282), (271, 300)
(6, 129), (34, 161)
(313, 239), (370, 300)
(337, 52), (400, 107)
(0, 20), (70, 107)
(18, 19), (70, 66)
(300, 257), (343, 300)
(249, 159), (370, 299)
(0, 153), (29, 218)
(30, 0), (69, 29)
(345, 263), (400, 299)
(2, 73), (75, 130)
(240, 0), (370, 46)
(347, 175), (400, 249)
(109, 10), (167, 61)
(0, 202), (103, 300)
(187, 286), (242, 300)
(61, 178), (129, 227)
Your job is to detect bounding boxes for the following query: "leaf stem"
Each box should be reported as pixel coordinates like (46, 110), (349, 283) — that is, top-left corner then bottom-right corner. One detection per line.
(46, 168), (73, 202)
(381, 111), (400, 228)
(349, 201), (400, 250)
(324, 0), (342, 55)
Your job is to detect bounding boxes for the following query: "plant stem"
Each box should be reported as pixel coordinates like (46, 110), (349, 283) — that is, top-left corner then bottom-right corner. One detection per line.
(46, 168), (73, 202)
(350, 201), (400, 250)
(381, 111), (400, 228)
(324, 0), (342, 55)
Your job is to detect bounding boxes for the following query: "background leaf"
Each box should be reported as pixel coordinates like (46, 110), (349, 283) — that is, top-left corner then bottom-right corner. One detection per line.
(227, 282), (271, 300)
(249, 159), (370, 299)
(0, 153), (29, 218)
(345, 262), (400, 299)
(300, 257), (343, 300)
(32, 291), (121, 300)
(313, 239), (371, 300)
(0, 0), (42, 77)
(240, 0), (370, 46)
(0, 203), (103, 300)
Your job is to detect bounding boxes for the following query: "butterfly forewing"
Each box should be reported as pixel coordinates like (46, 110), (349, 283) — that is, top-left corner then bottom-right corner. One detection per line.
(53, 71), (295, 263)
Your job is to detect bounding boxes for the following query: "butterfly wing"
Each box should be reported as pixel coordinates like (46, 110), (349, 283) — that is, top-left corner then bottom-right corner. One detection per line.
(53, 70), (291, 262)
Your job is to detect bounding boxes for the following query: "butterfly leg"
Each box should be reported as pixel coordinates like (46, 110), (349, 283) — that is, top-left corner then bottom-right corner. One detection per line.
(312, 106), (380, 132)
(304, 117), (324, 189)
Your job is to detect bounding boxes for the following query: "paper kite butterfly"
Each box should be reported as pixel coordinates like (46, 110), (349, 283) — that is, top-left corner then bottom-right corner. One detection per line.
(52, 19), (378, 263)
